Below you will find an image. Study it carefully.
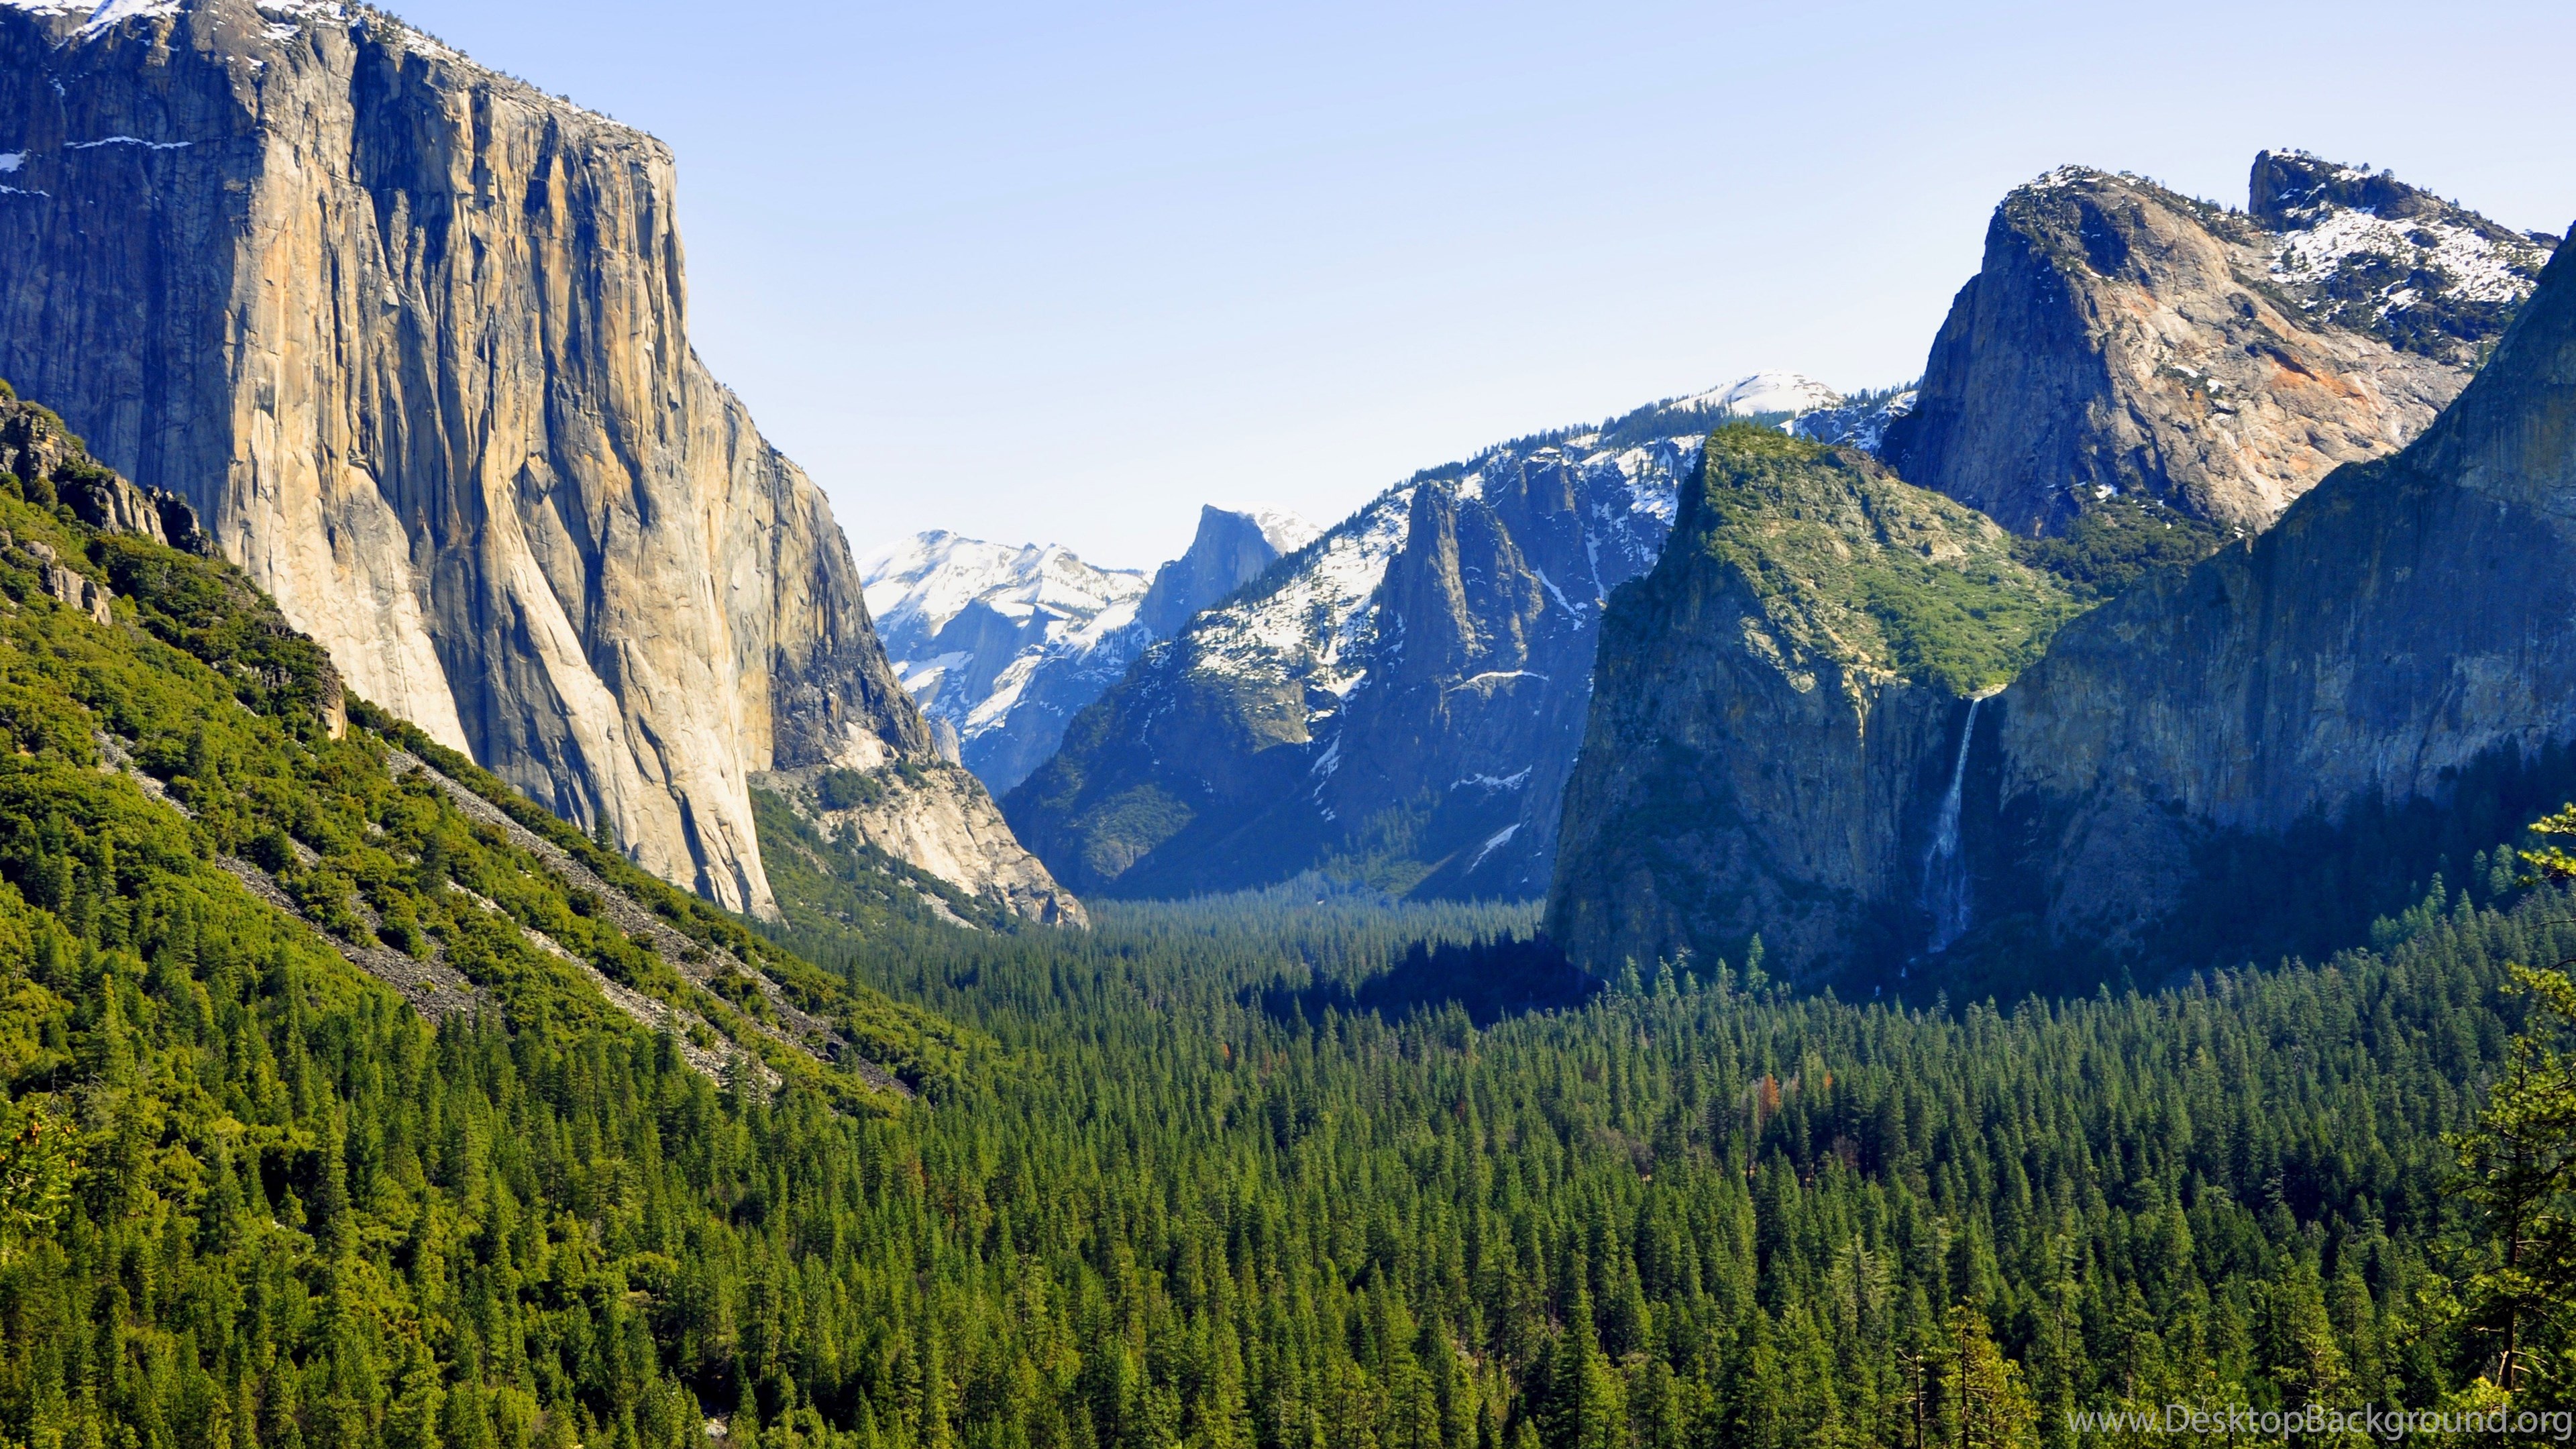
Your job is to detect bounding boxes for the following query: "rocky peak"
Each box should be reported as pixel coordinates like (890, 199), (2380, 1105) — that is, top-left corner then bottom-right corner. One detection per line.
(1550, 209), (2576, 993)
(2251, 149), (2512, 233)
(1136, 504), (1320, 638)
(2251, 149), (2556, 367)
(1375, 482), (1542, 681)
(1882, 159), (2493, 537)
(1006, 389), (1721, 901)
(1961, 230), (2576, 979)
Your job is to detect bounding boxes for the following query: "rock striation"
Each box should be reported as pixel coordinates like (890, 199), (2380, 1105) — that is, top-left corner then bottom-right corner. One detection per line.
(0, 0), (1070, 922)
(1882, 156), (2548, 537)
(861, 504), (1316, 794)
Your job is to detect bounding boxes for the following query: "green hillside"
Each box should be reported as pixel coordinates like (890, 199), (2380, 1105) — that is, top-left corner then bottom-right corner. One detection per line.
(1684, 425), (2083, 697)
(1, 385), (2564, 1449)
(0, 395), (970, 1449)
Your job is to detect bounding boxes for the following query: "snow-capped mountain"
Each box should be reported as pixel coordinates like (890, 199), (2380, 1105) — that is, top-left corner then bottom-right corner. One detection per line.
(2252, 149), (2556, 367)
(1642, 370), (1919, 451)
(1674, 371), (1847, 418)
(861, 506), (1317, 792)
(1004, 377), (1858, 901)
(859, 535), (1146, 781)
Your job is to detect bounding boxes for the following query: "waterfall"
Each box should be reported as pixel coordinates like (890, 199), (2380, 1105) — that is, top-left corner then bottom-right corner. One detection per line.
(1921, 696), (1983, 953)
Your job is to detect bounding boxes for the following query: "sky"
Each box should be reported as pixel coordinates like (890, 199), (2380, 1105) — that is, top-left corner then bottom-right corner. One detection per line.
(389, 0), (2576, 574)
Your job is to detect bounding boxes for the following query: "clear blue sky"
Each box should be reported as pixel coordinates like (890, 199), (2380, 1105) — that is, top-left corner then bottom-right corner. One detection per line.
(392, 0), (2576, 572)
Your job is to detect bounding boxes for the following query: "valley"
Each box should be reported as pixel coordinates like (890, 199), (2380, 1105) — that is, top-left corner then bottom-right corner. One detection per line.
(2, 0), (2575, 1442)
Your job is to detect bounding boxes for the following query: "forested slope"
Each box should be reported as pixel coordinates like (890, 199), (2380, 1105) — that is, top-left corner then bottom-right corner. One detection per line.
(0, 393), (967, 1449)
(0, 378), (2561, 1449)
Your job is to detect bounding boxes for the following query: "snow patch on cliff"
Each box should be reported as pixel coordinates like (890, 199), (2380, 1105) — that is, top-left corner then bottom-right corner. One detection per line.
(255, 0), (343, 38)
(1187, 487), (1411, 700)
(1181, 407), (1717, 709)
(1793, 387), (1919, 452)
(0, 0), (182, 34)
(1611, 439), (1696, 525)
(82, 0), (176, 26)
(2271, 207), (2547, 312)
(68, 136), (192, 150)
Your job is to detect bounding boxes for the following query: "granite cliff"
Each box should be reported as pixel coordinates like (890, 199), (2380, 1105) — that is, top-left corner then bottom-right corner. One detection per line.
(1552, 178), (2576, 990)
(1137, 506), (1320, 639)
(1544, 427), (2076, 977)
(1973, 223), (2576, 977)
(0, 0), (1072, 922)
(1882, 155), (2551, 537)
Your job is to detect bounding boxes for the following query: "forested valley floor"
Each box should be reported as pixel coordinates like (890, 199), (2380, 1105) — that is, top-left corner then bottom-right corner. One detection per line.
(11, 827), (2557, 1449)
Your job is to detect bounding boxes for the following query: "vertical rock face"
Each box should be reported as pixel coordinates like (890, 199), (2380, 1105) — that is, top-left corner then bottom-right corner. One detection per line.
(1881, 159), (2546, 537)
(1006, 402), (1709, 900)
(860, 504), (1317, 795)
(1544, 427), (2076, 977)
(1136, 505), (1320, 639)
(0, 385), (351, 730)
(1978, 229), (2576, 967)
(1549, 180), (2576, 989)
(0, 0), (1069, 921)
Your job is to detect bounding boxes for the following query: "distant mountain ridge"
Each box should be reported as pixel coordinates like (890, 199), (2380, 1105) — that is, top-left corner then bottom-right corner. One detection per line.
(1003, 376), (1878, 900)
(861, 505), (1318, 793)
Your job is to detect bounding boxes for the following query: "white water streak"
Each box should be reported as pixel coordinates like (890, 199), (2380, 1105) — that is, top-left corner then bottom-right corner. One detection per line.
(1922, 697), (1983, 953)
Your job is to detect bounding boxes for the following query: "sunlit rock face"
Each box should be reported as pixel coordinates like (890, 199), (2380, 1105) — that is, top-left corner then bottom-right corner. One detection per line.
(0, 0), (1071, 921)
(1884, 157), (2549, 538)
